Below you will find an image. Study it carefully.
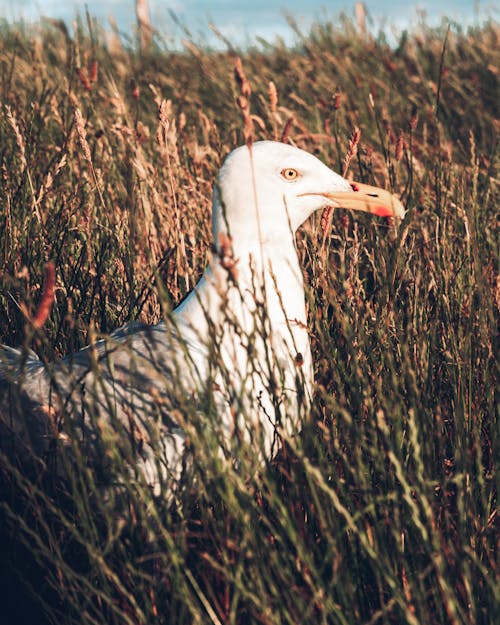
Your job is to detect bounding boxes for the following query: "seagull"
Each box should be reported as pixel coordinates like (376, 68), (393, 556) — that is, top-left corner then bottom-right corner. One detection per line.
(0, 141), (404, 487)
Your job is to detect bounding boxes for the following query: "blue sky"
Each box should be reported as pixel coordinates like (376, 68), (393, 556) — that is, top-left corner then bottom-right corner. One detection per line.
(0, 1), (496, 47)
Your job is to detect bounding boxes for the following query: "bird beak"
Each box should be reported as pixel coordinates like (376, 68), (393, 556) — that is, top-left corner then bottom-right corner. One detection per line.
(304, 182), (406, 219)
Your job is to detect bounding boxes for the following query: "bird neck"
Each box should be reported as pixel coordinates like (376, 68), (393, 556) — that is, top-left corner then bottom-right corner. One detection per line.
(173, 203), (313, 435)
(206, 191), (306, 327)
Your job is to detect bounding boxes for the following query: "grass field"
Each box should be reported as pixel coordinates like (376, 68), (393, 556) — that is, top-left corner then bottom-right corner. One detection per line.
(0, 12), (498, 625)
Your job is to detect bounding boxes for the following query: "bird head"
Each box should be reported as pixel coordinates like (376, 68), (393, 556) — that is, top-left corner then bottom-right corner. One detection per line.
(213, 140), (405, 247)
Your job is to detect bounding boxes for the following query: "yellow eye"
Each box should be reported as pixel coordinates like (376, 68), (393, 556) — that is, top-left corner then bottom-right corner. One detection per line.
(280, 167), (300, 181)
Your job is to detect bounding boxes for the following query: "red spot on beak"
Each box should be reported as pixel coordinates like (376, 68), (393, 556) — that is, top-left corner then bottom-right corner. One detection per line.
(350, 182), (360, 192)
(372, 205), (394, 217)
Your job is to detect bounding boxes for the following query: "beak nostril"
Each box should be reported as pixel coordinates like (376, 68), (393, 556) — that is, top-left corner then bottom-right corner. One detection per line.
(367, 193), (379, 197)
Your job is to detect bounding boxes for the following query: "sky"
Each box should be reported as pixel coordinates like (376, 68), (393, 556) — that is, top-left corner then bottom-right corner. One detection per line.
(0, 1), (496, 47)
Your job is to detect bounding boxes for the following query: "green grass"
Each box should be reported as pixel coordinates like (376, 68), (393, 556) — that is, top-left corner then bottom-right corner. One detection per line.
(0, 13), (498, 625)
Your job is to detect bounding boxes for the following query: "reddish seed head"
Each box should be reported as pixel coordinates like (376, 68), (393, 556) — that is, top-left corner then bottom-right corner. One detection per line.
(332, 93), (342, 110)
(281, 116), (294, 144)
(32, 261), (56, 329)
(89, 60), (98, 84)
(320, 205), (333, 236)
(76, 67), (91, 91)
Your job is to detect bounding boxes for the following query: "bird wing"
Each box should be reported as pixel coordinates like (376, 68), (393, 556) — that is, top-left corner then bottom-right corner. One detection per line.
(0, 320), (208, 484)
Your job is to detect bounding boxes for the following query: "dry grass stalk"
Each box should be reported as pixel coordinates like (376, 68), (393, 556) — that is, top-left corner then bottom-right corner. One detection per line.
(155, 99), (187, 285)
(73, 106), (104, 276)
(156, 99), (170, 148)
(136, 0), (153, 52)
(355, 2), (367, 34)
(74, 107), (92, 162)
(342, 126), (361, 176)
(320, 206), (334, 241)
(281, 116), (294, 143)
(233, 57), (251, 99)
(106, 17), (123, 56)
(320, 127), (361, 245)
(30, 261), (56, 329)
(234, 57), (254, 147)
(5, 105), (27, 170)
(268, 81), (278, 114)
(268, 81), (283, 140)
(5, 105), (43, 222)
(396, 130), (404, 161)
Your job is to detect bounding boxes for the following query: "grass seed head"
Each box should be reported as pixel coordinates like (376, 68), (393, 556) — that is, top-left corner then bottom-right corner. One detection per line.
(5, 106), (27, 170)
(74, 107), (92, 162)
(234, 57), (251, 99)
(343, 126), (361, 176)
(268, 80), (278, 113)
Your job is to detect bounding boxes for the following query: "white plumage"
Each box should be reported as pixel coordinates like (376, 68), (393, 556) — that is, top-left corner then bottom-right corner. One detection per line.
(0, 141), (404, 487)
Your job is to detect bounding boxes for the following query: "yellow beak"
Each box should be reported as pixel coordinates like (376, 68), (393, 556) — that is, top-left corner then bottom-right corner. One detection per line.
(303, 182), (405, 219)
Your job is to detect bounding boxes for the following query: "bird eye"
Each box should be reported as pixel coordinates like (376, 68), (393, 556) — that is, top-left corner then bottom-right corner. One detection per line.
(280, 168), (300, 181)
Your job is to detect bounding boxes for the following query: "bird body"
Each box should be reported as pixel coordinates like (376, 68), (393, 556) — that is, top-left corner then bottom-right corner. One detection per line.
(0, 141), (404, 487)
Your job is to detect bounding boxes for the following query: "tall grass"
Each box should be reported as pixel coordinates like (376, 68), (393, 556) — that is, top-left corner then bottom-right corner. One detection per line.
(0, 14), (498, 625)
